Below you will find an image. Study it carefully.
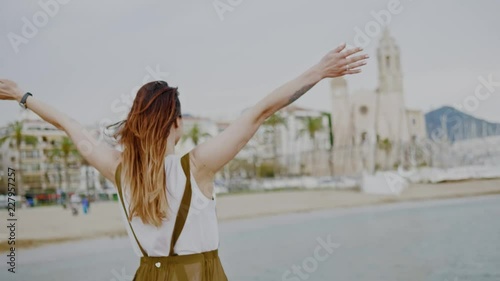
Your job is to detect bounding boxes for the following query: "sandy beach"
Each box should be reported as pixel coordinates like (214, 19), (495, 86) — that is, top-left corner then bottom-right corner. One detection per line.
(2, 178), (500, 252)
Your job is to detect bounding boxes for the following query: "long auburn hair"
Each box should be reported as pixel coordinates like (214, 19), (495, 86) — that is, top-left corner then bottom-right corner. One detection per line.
(112, 80), (182, 227)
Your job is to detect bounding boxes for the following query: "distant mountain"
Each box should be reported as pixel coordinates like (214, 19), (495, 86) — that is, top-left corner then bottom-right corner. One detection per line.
(425, 106), (500, 142)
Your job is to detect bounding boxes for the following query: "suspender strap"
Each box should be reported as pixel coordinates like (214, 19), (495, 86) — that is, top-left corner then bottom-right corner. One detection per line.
(115, 153), (192, 258)
(169, 152), (193, 256)
(115, 163), (148, 257)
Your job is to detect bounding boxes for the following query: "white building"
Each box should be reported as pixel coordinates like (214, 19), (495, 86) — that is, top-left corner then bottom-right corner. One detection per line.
(0, 110), (106, 195)
(229, 105), (332, 177)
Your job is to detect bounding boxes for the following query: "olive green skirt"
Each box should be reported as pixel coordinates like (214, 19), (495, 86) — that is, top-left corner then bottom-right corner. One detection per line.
(133, 249), (228, 281)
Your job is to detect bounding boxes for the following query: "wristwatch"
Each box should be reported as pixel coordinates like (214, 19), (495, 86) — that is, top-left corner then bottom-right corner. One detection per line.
(19, 92), (32, 109)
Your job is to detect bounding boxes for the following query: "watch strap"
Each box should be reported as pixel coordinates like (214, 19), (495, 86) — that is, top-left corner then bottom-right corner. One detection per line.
(20, 92), (32, 109)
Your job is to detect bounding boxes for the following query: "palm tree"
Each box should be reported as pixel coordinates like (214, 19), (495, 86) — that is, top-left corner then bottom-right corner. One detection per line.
(263, 112), (287, 177)
(45, 137), (79, 192)
(45, 143), (63, 193)
(297, 116), (325, 176)
(0, 121), (38, 196)
(59, 137), (79, 191)
(181, 123), (211, 146)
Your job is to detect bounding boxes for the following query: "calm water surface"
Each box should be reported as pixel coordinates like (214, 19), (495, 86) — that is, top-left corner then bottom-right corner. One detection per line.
(1, 195), (499, 281)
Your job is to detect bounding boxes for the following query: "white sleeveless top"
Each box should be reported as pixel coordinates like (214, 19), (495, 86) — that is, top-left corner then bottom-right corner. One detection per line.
(117, 154), (220, 257)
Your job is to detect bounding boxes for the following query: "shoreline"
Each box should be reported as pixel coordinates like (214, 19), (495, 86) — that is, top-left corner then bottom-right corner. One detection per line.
(2, 178), (500, 253)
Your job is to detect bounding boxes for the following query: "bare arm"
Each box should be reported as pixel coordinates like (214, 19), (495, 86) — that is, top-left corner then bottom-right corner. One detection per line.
(0, 80), (121, 184)
(190, 44), (368, 185)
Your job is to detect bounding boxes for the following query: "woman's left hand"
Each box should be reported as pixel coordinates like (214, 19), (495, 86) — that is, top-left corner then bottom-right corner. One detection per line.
(0, 79), (23, 101)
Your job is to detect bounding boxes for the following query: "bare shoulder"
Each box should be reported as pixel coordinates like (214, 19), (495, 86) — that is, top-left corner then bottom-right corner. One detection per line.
(188, 150), (216, 199)
(189, 150), (213, 176)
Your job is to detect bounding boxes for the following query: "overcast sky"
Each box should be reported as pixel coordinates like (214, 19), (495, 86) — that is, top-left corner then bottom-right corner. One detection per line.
(1, 0), (499, 128)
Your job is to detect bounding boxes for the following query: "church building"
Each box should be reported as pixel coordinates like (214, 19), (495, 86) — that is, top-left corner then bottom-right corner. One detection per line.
(330, 29), (427, 175)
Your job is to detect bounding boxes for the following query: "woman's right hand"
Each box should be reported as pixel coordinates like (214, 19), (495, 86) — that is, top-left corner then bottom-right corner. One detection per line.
(0, 79), (24, 102)
(315, 43), (369, 79)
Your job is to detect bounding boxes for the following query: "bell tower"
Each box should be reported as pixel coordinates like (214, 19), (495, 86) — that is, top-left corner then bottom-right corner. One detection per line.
(377, 28), (403, 94)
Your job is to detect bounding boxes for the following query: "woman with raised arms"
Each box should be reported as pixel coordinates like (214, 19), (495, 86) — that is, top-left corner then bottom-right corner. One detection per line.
(0, 43), (367, 280)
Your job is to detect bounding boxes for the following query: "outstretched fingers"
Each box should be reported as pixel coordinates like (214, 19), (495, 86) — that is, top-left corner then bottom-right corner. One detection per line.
(342, 52), (369, 76)
(346, 54), (369, 65)
(343, 68), (363, 75)
(345, 60), (367, 70)
(333, 43), (347, 53)
(319, 43), (369, 78)
(342, 59), (367, 75)
(341, 47), (364, 58)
